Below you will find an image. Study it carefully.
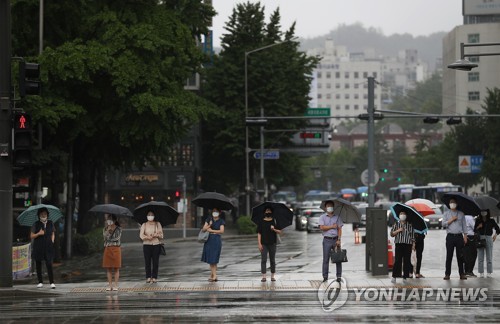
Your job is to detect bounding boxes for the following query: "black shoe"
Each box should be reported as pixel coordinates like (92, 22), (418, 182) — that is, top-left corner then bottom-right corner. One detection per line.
(323, 278), (328, 282)
(336, 278), (342, 283)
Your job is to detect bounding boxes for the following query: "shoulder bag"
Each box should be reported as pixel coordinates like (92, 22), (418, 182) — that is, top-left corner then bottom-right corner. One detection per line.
(156, 223), (166, 256)
(475, 232), (486, 248)
(198, 218), (211, 243)
(273, 219), (282, 244)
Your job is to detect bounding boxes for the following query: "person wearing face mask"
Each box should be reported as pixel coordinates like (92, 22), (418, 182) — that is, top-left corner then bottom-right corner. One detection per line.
(201, 207), (225, 282)
(30, 207), (56, 289)
(139, 211), (164, 283)
(474, 209), (500, 278)
(102, 214), (122, 291)
(319, 200), (343, 282)
(390, 211), (415, 284)
(257, 206), (282, 282)
(442, 198), (468, 280)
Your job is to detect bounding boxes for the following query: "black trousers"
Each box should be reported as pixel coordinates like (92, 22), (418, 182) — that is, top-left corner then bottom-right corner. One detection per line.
(393, 243), (412, 279)
(143, 244), (161, 279)
(415, 236), (424, 274)
(463, 235), (477, 273)
(261, 244), (277, 274)
(35, 259), (54, 284)
(445, 233), (465, 276)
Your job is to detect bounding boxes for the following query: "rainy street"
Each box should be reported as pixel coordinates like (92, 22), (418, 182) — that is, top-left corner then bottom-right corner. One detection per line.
(2, 224), (500, 322)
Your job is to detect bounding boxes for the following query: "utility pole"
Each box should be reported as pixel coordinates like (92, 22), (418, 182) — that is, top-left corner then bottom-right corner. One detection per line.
(0, 0), (13, 287)
(367, 77), (375, 207)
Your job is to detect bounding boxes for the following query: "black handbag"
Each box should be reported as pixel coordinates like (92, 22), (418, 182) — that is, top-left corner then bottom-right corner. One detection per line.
(159, 243), (166, 256)
(330, 247), (348, 263)
(476, 237), (486, 248)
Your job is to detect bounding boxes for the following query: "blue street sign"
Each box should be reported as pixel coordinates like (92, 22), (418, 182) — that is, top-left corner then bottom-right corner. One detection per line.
(471, 155), (483, 174)
(253, 150), (280, 159)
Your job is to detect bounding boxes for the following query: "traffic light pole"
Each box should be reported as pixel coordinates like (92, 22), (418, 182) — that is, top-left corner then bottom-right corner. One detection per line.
(367, 77), (375, 208)
(0, 0), (13, 287)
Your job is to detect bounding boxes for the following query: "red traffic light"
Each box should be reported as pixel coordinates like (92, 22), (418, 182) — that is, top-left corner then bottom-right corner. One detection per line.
(175, 190), (180, 198)
(14, 113), (31, 130)
(299, 132), (322, 139)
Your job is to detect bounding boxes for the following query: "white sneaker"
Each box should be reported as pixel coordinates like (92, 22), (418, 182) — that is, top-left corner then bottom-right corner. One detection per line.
(479, 273), (485, 278)
(487, 273), (493, 278)
(391, 278), (396, 283)
(37, 283), (43, 288)
(50, 283), (56, 289)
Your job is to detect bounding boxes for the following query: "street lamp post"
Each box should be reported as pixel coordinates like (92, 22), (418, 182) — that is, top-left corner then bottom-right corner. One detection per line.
(244, 41), (285, 216)
(448, 42), (500, 71)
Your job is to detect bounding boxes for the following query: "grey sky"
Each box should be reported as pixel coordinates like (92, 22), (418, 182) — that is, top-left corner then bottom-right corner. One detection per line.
(211, 0), (463, 47)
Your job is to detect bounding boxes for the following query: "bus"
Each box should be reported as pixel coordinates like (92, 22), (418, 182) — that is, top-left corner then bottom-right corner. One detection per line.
(340, 188), (357, 201)
(411, 183), (463, 204)
(389, 184), (415, 202)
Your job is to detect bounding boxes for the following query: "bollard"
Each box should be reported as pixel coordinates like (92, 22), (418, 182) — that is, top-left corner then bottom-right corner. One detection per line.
(354, 229), (361, 244)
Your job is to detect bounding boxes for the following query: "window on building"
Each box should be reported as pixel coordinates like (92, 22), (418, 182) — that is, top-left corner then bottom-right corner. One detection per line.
(373, 72), (378, 78)
(317, 72), (322, 78)
(469, 56), (480, 63)
(326, 93), (331, 99)
(468, 72), (480, 82)
(354, 104), (359, 110)
(336, 83), (340, 89)
(336, 94), (341, 99)
(468, 33), (480, 43)
(326, 72), (331, 78)
(345, 83), (350, 89)
(336, 105), (341, 110)
(468, 91), (480, 101)
(167, 144), (194, 167)
(326, 83), (331, 89)
(317, 94), (322, 99)
(363, 72), (368, 78)
(363, 105), (368, 110)
(318, 83), (322, 89)
(363, 94), (368, 99)
(354, 94), (359, 99)
(344, 72), (350, 78)
(345, 94), (350, 99)
(354, 83), (359, 89)
(354, 72), (359, 79)
(345, 105), (350, 110)
(335, 72), (340, 78)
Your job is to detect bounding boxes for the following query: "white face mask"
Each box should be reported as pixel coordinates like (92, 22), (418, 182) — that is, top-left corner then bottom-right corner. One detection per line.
(40, 217), (48, 223)
(147, 215), (155, 221)
(106, 220), (114, 226)
(449, 203), (457, 210)
(212, 212), (220, 217)
(326, 207), (334, 213)
(399, 214), (407, 221)
(481, 211), (488, 217)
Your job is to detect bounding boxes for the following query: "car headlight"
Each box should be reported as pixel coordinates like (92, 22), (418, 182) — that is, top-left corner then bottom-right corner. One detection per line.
(438, 218), (443, 222)
(424, 218), (430, 223)
(301, 217), (307, 224)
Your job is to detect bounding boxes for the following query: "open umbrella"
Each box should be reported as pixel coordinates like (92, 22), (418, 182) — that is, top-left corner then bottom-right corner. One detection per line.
(474, 196), (500, 217)
(133, 201), (179, 227)
(17, 204), (63, 227)
(192, 192), (234, 210)
(441, 192), (481, 216)
(390, 202), (428, 234)
(320, 198), (361, 223)
(251, 201), (294, 229)
(89, 204), (133, 217)
(405, 198), (438, 216)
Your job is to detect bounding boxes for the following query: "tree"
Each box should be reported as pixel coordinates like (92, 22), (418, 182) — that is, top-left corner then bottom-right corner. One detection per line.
(481, 88), (500, 196)
(201, 2), (319, 195)
(12, 1), (217, 233)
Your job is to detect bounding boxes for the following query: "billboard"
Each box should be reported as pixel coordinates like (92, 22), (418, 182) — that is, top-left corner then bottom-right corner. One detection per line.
(464, 0), (500, 15)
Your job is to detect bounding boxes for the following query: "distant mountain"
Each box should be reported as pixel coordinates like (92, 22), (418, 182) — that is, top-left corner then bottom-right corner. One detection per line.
(299, 23), (446, 71)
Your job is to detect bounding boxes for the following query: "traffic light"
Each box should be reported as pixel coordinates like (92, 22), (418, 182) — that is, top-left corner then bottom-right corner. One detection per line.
(12, 112), (32, 167)
(299, 132), (322, 139)
(19, 62), (41, 97)
(381, 168), (389, 173)
(380, 177), (385, 182)
(395, 177), (401, 182)
(175, 190), (181, 198)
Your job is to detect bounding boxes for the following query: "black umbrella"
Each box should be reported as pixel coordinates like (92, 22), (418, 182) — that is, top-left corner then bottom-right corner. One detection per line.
(192, 192), (234, 210)
(251, 201), (294, 229)
(390, 202), (428, 234)
(320, 198), (361, 223)
(441, 192), (481, 216)
(133, 201), (179, 226)
(474, 196), (500, 216)
(89, 204), (133, 217)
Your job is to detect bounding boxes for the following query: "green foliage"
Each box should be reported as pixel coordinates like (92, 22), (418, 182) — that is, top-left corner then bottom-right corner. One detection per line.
(236, 215), (257, 235)
(201, 2), (320, 193)
(73, 227), (103, 256)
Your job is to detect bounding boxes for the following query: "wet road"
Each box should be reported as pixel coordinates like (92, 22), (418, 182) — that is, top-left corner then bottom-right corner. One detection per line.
(2, 223), (500, 322)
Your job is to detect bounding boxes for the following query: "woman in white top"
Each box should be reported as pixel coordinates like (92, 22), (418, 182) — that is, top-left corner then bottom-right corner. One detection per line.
(139, 210), (164, 283)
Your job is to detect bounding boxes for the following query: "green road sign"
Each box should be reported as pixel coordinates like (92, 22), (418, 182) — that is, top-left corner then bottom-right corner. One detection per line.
(305, 108), (331, 117)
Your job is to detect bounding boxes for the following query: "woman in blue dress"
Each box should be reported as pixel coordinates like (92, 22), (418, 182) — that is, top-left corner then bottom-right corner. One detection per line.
(201, 207), (225, 282)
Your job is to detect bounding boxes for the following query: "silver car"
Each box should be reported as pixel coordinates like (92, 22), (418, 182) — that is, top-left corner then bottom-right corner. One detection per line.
(424, 207), (444, 229)
(306, 210), (326, 233)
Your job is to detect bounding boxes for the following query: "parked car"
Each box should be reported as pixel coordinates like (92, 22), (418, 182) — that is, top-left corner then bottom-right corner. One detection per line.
(355, 203), (369, 229)
(296, 207), (323, 231)
(306, 209), (326, 233)
(424, 207), (444, 229)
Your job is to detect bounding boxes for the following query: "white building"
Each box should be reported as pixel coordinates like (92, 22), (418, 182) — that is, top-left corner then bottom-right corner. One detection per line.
(443, 0), (500, 116)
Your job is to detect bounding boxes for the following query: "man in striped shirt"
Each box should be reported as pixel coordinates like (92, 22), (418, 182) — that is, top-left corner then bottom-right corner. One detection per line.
(390, 211), (415, 284)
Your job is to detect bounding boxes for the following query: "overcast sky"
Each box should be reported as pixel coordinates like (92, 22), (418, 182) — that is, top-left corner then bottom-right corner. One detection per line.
(211, 0), (463, 47)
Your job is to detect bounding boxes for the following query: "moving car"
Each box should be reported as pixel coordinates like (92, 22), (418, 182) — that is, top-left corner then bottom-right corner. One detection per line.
(424, 207), (444, 229)
(295, 207), (323, 231)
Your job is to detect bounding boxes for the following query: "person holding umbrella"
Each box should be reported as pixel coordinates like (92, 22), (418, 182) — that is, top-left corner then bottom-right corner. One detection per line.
(474, 209), (500, 278)
(319, 200), (343, 282)
(30, 207), (56, 289)
(139, 210), (164, 283)
(257, 206), (282, 282)
(103, 214), (122, 291)
(390, 210), (415, 284)
(442, 198), (468, 280)
(201, 207), (225, 282)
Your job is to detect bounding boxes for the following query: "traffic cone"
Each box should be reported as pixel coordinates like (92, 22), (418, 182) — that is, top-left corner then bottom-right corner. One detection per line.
(387, 240), (394, 270)
(354, 229), (360, 244)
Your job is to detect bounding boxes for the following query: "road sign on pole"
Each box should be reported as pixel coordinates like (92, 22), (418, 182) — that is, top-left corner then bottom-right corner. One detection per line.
(361, 169), (379, 186)
(253, 150), (280, 159)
